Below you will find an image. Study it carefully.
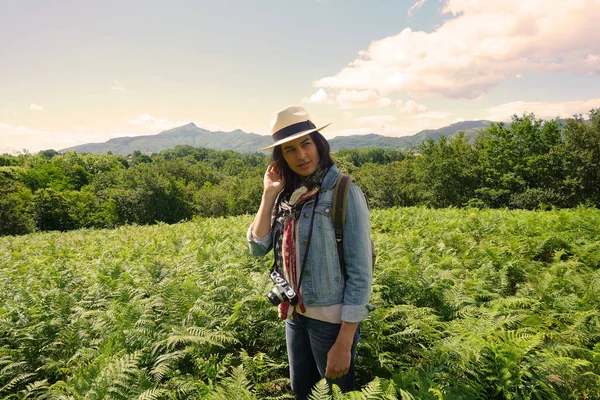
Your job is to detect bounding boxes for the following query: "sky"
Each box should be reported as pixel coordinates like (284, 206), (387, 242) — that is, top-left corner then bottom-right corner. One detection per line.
(1, 0), (599, 154)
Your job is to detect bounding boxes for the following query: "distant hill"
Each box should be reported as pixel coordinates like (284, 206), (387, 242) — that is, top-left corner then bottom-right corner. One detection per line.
(328, 120), (493, 151)
(328, 118), (594, 151)
(61, 123), (272, 155)
(60, 120), (494, 155)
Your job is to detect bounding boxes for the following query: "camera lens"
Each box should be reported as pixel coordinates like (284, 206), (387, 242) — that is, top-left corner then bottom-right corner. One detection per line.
(266, 290), (282, 306)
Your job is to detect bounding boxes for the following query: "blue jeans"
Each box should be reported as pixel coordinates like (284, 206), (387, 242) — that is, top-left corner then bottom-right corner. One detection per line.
(285, 314), (360, 399)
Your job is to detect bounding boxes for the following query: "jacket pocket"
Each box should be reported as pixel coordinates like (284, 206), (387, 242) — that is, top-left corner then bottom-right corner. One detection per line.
(309, 202), (343, 297)
(314, 202), (334, 230)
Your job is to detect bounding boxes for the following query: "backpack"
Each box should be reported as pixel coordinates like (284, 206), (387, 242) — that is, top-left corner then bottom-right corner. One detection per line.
(332, 174), (376, 280)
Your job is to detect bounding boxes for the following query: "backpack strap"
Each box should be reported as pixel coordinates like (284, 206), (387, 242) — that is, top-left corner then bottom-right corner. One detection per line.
(332, 174), (353, 280)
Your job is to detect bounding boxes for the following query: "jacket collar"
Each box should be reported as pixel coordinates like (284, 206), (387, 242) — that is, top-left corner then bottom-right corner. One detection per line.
(321, 164), (340, 191)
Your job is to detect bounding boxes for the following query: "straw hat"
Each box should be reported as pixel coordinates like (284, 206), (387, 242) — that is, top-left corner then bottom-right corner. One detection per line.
(259, 106), (331, 151)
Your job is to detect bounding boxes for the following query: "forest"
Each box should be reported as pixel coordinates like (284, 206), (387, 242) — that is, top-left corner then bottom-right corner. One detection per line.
(1, 110), (599, 236)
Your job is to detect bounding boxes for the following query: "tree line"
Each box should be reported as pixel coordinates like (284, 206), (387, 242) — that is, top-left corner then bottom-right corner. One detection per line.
(1, 109), (598, 236)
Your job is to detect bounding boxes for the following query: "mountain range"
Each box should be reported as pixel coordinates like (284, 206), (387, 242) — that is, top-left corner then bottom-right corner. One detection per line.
(60, 120), (494, 155)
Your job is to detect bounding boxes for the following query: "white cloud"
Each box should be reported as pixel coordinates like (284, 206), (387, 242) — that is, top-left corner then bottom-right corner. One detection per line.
(127, 114), (165, 125)
(302, 88), (334, 105)
(315, 0), (600, 99)
(356, 115), (398, 124)
(408, 111), (452, 120)
(199, 121), (236, 132)
(127, 113), (191, 131)
(335, 89), (392, 109)
(112, 81), (126, 92)
(30, 103), (44, 111)
(396, 99), (427, 113)
(0, 115), (244, 154)
(344, 114), (422, 138)
(127, 114), (239, 134)
(0, 123), (110, 154)
(408, 0), (427, 16)
(485, 98), (600, 121)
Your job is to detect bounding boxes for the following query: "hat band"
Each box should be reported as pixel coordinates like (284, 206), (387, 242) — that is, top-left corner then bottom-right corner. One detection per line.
(272, 120), (316, 142)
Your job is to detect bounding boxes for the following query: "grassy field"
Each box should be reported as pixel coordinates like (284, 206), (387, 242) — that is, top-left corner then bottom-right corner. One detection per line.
(1, 207), (600, 399)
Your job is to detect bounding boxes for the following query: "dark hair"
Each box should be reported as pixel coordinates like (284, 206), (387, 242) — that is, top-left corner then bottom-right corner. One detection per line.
(272, 131), (334, 195)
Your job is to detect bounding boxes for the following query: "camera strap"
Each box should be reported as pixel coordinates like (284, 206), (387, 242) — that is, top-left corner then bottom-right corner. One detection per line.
(296, 192), (319, 291)
(269, 191), (320, 289)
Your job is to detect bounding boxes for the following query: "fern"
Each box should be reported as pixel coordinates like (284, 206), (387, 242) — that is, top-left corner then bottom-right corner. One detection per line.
(86, 352), (142, 399)
(150, 350), (185, 381)
(168, 378), (202, 399)
(162, 326), (239, 351)
(355, 378), (384, 399)
(308, 379), (331, 400)
(207, 365), (255, 400)
(2, 208), (600, 399)
(19, 379), (50, 398)
(0, 372), (37, 395)
(398, 389), (416, 400)
(239, 350), (289, 398)
(136, 387), (168, 400)
(305, 378), (400, 400)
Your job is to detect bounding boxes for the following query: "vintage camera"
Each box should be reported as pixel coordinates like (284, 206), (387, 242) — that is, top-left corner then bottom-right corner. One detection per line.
(266, 270), (299, 306)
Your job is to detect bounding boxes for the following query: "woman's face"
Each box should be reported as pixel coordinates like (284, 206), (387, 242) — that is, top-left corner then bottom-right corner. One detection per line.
(281, 134), (320, 177)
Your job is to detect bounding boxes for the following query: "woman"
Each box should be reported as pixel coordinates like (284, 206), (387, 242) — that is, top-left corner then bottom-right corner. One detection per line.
(247, 106), (373, 399)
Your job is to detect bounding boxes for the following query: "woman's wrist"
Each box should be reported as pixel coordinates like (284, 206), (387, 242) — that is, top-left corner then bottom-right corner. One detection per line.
(262, 190), (279, 205)
(335, 322), (358, 349)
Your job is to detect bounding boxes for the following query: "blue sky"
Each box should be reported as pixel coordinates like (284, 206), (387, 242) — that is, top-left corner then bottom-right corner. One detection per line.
(1, 0), (599, 153)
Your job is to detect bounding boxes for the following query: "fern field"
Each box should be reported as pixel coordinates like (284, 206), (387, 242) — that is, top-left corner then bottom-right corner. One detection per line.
(1, 207), (599, 399)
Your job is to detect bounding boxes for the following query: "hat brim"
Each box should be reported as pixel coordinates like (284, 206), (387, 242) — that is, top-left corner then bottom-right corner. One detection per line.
(258, 122), (331, 151)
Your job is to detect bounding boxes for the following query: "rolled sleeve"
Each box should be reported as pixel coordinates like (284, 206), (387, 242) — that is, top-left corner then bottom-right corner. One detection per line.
(341, 304), (373, 323)
(340, 184), (373, 323)
(247, 225), (273, 256)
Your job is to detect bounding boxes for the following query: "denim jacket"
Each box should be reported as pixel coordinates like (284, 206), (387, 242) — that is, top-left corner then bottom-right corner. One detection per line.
(247, 165), (373, 323)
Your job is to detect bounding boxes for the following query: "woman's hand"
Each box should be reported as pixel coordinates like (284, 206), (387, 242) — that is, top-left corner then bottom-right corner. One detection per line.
(325, 342), (351, 379)
(263, 161), (284, 200)
(251, 161), (284, 238)
(325, 321), (358, 380)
